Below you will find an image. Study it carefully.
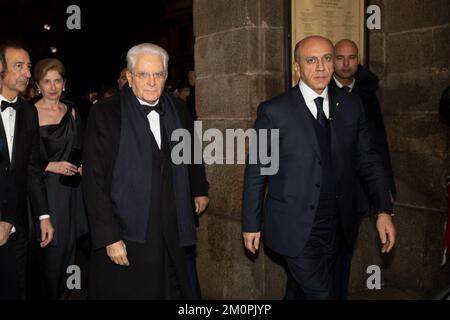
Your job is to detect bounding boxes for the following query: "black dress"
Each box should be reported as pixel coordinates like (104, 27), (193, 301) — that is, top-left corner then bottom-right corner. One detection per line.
(87, 120), (193, 300)
(38, 103), (88, 299)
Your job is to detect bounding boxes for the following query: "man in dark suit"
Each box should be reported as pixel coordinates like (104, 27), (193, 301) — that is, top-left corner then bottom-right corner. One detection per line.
(330, 39), (396, 299)
(83, 43), (197, 299)
(0, 43), (54, 300)
(242, 36), (396, 299)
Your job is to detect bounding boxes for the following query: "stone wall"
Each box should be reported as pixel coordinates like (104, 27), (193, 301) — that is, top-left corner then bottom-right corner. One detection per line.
(193, 0), (287, 299)
(194, 0), (450, 299)
(350, 0), (450, 298)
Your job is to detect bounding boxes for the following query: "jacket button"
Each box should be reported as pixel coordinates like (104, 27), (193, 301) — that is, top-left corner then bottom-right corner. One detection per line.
(318, 161), (322, 166)
(310, 205), (315, 210)
(315, 184), (320, 188)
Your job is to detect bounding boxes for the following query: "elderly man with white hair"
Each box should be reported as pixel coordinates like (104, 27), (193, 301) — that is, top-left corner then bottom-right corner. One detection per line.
(83, 43), (205, 299)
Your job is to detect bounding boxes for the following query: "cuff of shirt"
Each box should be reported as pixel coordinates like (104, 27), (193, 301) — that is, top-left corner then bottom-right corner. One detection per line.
(378, 210), (395, 217)
(10, 226), (16, 235)
(39, 214), (50, 220)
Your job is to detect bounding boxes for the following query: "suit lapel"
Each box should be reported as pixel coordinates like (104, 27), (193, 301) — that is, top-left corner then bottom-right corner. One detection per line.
(291, 86), (320, 157)
(10, 104), (23, 169)
(0, 112), (11, 166)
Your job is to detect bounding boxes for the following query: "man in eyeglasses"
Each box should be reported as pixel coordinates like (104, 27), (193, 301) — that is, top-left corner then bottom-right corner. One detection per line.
(83, 43), (208, 299)
(0, 42), (54, 300)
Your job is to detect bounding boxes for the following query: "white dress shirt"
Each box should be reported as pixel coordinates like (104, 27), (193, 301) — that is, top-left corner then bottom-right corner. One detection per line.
(298, 80), (330, 119)
(0, 95), (49, 234)
(333, 76), (355, 93)
(137, 98), (161, 149)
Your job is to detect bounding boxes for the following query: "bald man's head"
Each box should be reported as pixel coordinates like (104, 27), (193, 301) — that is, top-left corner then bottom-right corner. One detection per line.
(294, 36), (334, 63)
(293, 36), (334, 94)
(333, 39), (360, 85)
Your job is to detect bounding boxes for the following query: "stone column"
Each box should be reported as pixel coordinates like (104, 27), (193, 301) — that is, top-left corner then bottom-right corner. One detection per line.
(193, 0), (286, 299)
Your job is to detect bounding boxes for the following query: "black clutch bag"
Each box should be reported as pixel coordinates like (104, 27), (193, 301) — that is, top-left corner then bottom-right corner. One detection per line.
(59, 148), (82, 187)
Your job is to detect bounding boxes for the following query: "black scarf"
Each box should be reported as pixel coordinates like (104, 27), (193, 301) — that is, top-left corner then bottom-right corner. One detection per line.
(111, 85), (196, 246)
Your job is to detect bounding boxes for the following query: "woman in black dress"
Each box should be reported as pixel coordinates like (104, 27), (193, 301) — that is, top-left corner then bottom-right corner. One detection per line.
(33, 58), (88, 299)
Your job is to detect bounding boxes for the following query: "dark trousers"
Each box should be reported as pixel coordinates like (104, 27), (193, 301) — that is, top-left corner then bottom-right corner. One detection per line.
(0, 231), (27, 300)
(284, 218), (354, 300)
(332, 224), (352, 300)
(284, 200), (338, 300)
(184, 245), (201, 299)
(0, 239), (20, 300)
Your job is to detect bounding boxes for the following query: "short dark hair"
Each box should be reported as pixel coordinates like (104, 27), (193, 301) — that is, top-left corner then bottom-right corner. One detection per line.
(0, 41), (28, 73)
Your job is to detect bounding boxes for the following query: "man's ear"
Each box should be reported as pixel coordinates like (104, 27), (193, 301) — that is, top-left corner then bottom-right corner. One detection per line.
(293, 61), (301, 79)
(126, 71), (133, 88)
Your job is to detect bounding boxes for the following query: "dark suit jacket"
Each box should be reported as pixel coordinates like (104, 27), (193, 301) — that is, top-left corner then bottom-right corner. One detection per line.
(330, 65), (396, 210)
(82, 92), (206, 250)
(0, 98), (48, 234)
(242, 85), (392, 257)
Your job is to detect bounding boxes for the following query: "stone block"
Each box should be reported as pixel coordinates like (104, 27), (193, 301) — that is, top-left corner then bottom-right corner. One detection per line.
(194, 0), (232, 36)
(350, 206), (450, 297)
(196, 74), (284, 119)
(385, 0), (450, 33)
(432, 26), (450, 70)
(390, 151), (447, 209)
(261, 0), (284, 28)
(196, 214), (264, 299)
(263, 28), (285, 73)
(386, 30), (434, 74)
(368, 33), (385, 77)
(384, 114), (447, 159)
(381, 70), (450, 114)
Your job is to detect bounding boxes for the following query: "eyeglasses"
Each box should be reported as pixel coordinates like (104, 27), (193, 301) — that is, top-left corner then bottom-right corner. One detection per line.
(132, 71), (166, 81)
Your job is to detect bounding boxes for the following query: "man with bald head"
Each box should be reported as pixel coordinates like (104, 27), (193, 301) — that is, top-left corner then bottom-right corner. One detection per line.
(242, 36), (396, 299)
(331, 39), (396, 299)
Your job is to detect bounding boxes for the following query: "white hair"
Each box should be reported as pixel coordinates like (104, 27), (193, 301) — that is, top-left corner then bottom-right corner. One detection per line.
(126, 43), (169, 73)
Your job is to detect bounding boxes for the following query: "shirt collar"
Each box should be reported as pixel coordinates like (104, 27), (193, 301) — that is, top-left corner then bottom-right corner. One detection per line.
(333, 76), (355, 92)
(299, 80), (328, 104)
(0, 95), (18, 104)
(137, 97), (159, 107)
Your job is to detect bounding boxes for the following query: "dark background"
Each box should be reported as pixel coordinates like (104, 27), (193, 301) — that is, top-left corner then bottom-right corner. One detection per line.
(0, 0), (194, 104)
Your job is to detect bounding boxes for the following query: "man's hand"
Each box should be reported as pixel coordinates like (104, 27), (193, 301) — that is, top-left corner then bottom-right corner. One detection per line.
(376, 213), (396, 253)
(243, 232), (261, 254)
(0, 221), (13, 247)
(106, 240), (130, 266)
(194, 196), (209, 215)
(40, 218), (54, 248)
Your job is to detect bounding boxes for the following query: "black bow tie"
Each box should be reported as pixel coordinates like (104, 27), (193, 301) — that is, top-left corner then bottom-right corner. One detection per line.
(1, 100), (20, 112)
(141, 103), (164, 116)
